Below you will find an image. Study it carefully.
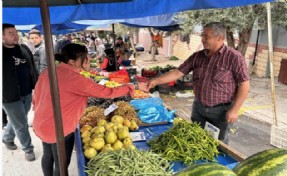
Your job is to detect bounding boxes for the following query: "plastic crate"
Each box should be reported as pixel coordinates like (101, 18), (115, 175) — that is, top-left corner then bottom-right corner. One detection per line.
(126, 68), (137, 76)
(121, 60), (132, 66)
(157, 84), (175, 94)
(270, 125), (287, 149)
(141, 69), (158, 78)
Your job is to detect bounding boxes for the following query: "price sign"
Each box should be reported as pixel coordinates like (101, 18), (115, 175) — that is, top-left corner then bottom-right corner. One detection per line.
(204, 121), (220, 140)
(129, 132), (146, 142)
(104, 104), (118, 116)
(98, 79), (107, 85)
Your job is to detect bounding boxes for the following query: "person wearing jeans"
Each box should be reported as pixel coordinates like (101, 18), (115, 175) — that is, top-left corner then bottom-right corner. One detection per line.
(2, 94), (34, 152)
(191, 100), (233, 144)
(2, 23), (38, 161)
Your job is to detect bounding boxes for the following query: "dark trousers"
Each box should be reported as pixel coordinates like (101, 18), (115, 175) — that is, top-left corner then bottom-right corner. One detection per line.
(191, 101), (232, 144)
(42, 132), (75, 176)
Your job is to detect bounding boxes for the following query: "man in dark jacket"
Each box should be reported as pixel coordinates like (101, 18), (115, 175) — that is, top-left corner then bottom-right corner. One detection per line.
(2, 23), (38, 161)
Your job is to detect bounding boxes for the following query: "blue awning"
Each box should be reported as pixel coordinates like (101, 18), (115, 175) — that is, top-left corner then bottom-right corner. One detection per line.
(3, 0), (274, 25)
(16, 14), (180, 34)
(73, 13), (180, 31)
(16, 23), (111, 35)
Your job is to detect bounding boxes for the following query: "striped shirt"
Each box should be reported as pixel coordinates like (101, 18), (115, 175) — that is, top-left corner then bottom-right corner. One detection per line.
(178, 45), (249, 107)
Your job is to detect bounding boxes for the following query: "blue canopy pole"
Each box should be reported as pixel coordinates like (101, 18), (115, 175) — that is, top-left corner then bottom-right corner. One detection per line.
(39, 0), (67, 175)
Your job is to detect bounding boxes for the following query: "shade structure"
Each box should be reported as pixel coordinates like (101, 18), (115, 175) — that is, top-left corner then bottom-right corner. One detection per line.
(4, 0), (274, 25)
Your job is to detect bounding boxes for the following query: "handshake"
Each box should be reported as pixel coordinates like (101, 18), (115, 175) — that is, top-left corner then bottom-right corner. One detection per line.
(134, 69), (180, 93)
(134, 79), (158, 93)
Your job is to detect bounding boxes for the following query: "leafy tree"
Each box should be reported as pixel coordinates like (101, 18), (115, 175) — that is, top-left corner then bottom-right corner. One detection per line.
(114, 23), (139, 37)
(97, 30), (113, 44)
(177, 1), (287, 55)
(114, 23), (140, 57)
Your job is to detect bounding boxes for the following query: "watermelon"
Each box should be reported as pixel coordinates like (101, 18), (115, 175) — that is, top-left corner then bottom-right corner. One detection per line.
(173, 163), (237, 176)
(233, 148), (287, 176)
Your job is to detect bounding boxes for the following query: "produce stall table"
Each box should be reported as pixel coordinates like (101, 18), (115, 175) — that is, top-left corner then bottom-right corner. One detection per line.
(75, 123), (242, 176)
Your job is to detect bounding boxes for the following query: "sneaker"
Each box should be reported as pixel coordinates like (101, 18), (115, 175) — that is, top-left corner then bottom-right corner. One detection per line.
(2, 140), (17, 150)
(25, 151), (36, 161)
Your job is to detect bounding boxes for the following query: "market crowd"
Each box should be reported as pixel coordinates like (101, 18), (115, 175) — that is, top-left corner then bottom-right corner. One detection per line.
(2, 21), (249, 176)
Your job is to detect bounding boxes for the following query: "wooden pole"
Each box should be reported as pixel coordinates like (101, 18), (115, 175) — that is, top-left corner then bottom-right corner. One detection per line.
(266, 2), (278, 126)
(39, 1), (67, 175)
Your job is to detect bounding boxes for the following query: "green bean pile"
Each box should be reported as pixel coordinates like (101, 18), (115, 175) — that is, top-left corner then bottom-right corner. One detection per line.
(85, 149), (173, 176)
(148, 121), (220, 165)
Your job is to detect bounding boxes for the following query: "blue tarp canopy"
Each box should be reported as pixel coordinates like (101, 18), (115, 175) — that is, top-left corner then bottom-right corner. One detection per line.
(74, 13), (179, 27)
(3, 0), (274, 25)
(120, 14), (180, 31)
(17, 23), (111, 35)
(15, 13), (180, 34)
(74, 13), (180, 31)
(122, 23), (180, 31)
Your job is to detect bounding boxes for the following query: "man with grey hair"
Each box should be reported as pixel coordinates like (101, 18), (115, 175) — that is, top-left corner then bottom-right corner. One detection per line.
(28, 29), (47, 74)
(148, 22), (250, 144)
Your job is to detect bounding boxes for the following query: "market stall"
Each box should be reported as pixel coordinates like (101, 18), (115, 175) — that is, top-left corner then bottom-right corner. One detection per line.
(75, 122), (240, 176)
(73, 66), (245, 175)
(73, 83), (287, 176)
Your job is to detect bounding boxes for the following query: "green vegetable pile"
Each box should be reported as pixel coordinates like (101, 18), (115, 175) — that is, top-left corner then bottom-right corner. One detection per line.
(85, 149), (173, 176)
(148, 120), (220, 165)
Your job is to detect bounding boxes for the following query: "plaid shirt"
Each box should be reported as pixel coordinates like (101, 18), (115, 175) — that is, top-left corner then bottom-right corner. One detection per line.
(178, 45), (249, 107)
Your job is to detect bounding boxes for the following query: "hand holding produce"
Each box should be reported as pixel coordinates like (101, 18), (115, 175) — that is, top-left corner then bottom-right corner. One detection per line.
(137, 82), (149, 92)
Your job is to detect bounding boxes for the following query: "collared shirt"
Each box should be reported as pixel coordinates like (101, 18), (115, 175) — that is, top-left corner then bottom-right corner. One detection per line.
(33, 63), (134, 143)
(178, 45), (249, 107)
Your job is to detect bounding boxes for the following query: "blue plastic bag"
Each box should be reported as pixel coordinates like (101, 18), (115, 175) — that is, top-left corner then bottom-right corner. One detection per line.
(130, 97), (163, 110)
(130, 98), (175, 123)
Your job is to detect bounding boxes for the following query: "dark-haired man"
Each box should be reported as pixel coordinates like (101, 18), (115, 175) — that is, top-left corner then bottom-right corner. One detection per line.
(115, 36), (130, 62)
(2, 23), (38, 161)
(28, 29), (47, 74)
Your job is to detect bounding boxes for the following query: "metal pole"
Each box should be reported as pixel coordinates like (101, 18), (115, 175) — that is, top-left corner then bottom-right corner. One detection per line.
(266, 2), (278, 126)
(168, 35), (172, 57)
(112, 24), (118, 71)
(39, 0), (67, 175)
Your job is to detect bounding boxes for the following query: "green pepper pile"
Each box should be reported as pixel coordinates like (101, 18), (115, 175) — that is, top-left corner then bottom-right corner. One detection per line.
(148, 120), (220, 165)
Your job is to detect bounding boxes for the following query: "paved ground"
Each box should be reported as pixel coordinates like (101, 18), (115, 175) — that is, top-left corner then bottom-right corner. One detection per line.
(2, 51), (286, 175)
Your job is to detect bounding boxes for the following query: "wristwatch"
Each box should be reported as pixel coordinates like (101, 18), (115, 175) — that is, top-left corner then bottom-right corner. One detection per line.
(134, 82), (139, 90)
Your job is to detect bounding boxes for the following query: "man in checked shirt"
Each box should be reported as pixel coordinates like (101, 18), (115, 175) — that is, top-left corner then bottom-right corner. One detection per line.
(148, 22), (250, 144)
